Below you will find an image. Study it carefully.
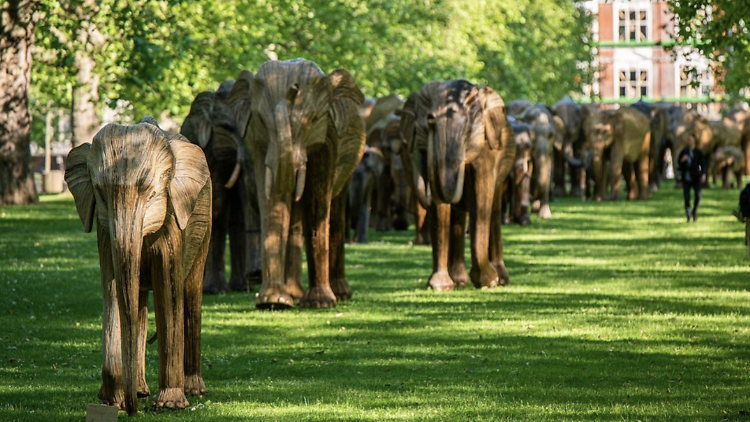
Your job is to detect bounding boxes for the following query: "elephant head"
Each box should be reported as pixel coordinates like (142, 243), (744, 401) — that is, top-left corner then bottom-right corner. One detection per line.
(181, 82), (245, 190)
(412, 80), (513, 205)
(65, 117), (210, 414)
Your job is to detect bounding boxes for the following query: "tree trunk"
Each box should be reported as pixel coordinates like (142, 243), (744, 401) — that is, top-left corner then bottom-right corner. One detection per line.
(71, 25), (101, 147)
(0, 0), (40, 205)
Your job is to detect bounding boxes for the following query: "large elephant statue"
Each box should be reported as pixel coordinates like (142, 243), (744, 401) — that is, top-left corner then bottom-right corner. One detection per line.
(552, 97), (587, 197)
(584, 107), (651, 201)
(65, 118), (210, 414)
(181, 80), (261, 293)
(229, 59), (365, 309)
(399, 80), (515, 291)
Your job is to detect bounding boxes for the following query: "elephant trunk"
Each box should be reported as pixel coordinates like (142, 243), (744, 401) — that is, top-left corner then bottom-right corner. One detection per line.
(265, 101), (306, 201)
(109, 200), (145, 415)
(428, 123), (466, 204)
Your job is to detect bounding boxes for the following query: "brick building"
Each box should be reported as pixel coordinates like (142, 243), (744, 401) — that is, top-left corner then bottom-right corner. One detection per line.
(583, 0), (719, 115)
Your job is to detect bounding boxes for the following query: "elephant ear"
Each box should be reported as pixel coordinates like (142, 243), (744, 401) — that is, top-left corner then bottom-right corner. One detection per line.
(366, 94), (404, 133)
(65, 143), (95, 233)
(479, 87), (516, 181)
(552, 115), (565, 151)
(181, 92), (215, 149)
(480, 86), (507, 151)
(227, 70), (254, 139)
(328, 68), (366, 197)
(168, 136), (211, 230)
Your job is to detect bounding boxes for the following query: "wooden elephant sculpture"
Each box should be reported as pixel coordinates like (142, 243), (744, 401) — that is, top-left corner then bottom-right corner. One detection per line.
(503, 120), (533, 225)
(399, 80), (516, 291)
(181, 80), (261, 293)
(65, 118), (211, 414)
(519, 105), (564, 219)
(228, 59), (366, 309)
(348, 145), (385, 243)
(552, 97), (587, 198)
(711, 145), (744, 188)
(584, 107), (651, 201)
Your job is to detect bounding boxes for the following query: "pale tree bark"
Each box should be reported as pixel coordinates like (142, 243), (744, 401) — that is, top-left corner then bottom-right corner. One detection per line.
(71, 18), (104, 147)
(0, 0), (40, 205)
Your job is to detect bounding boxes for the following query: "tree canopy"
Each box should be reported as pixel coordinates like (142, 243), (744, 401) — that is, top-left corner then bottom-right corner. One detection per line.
(31, 0), (593, 124)
(669, 0), (750, 100)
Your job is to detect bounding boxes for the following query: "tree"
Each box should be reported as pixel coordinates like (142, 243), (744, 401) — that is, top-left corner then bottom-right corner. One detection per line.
(669, 0), (750, 100)
(0, 0), (40, 205)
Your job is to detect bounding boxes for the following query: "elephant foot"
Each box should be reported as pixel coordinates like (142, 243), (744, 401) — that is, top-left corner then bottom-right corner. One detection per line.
(184, 374), (206, 396)
(138, 377), (151, 398)
(255, 285), (295, 310)
(153, 387), (189, 409)
(532, 200), (541, 212)
(538, 204), (552, 219)
(449, 266), (469, 288)
(470, 263), (499, 289)
(492, 261), (510, 286)
(515, 214), (531, 226)
(228, 273), (248, 293)
(427, 271), (455, 291)
(98, 385), (125, 410)
(202, 271), (229, 294)
(331, 277), (353, 301)
(285, 279), (305, 304)
(300, 285), (338, 309)
(553, 186), (567, 197)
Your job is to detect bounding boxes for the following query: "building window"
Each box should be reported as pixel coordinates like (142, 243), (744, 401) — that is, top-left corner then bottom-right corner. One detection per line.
(618, 70), (649, 99)
(618, 8), (649, 41)
(679, 66), (710, 98)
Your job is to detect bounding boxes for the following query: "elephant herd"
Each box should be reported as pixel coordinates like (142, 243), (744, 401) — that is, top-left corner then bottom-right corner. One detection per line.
(63, 58), (750, 415)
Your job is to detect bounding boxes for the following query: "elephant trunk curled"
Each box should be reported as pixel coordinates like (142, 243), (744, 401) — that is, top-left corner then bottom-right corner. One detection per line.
(109, 195), (145, 415)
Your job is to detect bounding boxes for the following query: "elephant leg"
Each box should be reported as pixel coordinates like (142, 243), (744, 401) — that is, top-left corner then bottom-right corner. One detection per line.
(151, 257), (189, 409)
(202, 201), (229, 294)
(552, 148), (566, 197)
(637, 155), (650, 199)
(570, 142), (584, 198)
(610, 160), (623, 200)
(285, 202), (305, 303)
(255, 189), (295, 309)
(536, 155), (552, 219)
(375, 170), (393, 232)
(96, 225), (124, 408)
(300, 148), (337, 309)
(330, 190), (352, 300)
(415, 200), (430, 245)
(136, 289), (150, 398)
(467, 164), (500, 289)
(490, 179), (510, 285)
(184, 229), (208, 397)
(448, 208), (469, 287)
(623, 164), (637, 200)
(427, 202), (454, 291)
(227, 188), (248, 292)
(356, 193), (371, 243)
(516, 170), (531, 226)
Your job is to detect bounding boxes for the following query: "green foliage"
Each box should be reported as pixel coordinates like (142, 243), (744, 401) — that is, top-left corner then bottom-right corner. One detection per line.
(1, 187), (748, 420)
(669, 0), (750, 101)
(30, 0), (592, 125)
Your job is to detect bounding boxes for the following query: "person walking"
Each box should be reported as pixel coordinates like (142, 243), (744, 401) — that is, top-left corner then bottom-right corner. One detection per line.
(678, 134), (707, 222)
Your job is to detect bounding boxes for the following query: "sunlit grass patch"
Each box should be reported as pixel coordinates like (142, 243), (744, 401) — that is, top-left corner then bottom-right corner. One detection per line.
(0, 187), (748, 420)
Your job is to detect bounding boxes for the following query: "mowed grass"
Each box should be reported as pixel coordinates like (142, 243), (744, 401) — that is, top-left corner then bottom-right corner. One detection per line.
(0, 186), (748, 421)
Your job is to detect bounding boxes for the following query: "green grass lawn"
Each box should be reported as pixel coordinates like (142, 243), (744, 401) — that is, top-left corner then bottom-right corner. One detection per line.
(1, 186), (748, 421)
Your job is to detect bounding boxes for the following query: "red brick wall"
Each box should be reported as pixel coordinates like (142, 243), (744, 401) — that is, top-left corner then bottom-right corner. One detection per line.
(599, 3), (613, 42)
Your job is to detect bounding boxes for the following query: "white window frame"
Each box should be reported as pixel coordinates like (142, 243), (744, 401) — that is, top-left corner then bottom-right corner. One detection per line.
(616, 68), (651, 99)
(615, 4), (650, 42)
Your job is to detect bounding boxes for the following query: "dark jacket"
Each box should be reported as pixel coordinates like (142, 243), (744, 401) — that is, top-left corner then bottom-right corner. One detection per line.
(677, 147), (706, 183)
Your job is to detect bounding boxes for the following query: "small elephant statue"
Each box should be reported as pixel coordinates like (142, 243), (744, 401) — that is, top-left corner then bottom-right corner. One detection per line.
(65, 117), (211, 415)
